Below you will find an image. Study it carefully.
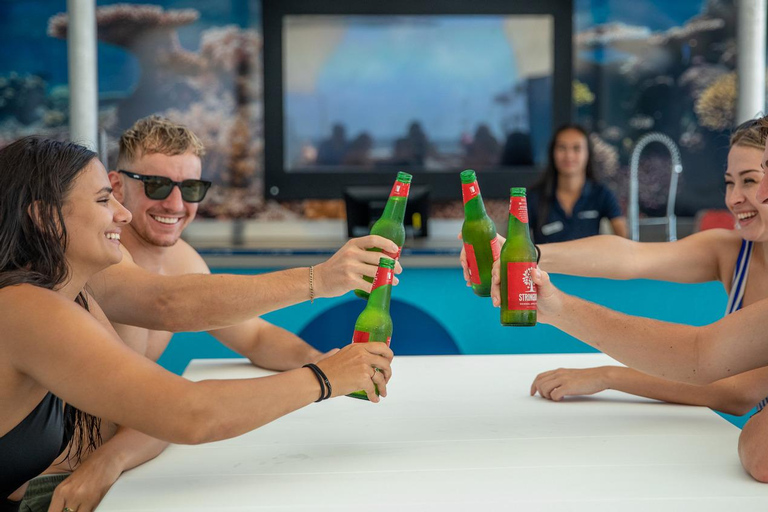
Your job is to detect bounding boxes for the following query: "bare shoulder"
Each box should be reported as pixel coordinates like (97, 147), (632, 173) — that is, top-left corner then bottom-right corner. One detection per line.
(687, 229), (745, 286)
(682, 228), (742, 252)
(0, 283), (63, 308)
(0, 285), (88, 350)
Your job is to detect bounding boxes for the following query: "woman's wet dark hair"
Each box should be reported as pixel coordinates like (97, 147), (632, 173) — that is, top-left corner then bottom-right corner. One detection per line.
(531, 124), (596, 235)
(0, 135), (102, 461)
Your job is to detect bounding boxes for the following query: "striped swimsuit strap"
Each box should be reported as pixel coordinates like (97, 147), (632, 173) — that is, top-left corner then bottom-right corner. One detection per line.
(726, 239), (754, 315)
(725, 240), (768, 413)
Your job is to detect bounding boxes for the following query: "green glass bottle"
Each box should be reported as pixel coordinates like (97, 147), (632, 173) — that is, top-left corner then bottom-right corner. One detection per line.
(348, 257), (395, 400)
(354, 171), (411, 300)
(500, 188), (537, 326)
(460, 170), (500, 297)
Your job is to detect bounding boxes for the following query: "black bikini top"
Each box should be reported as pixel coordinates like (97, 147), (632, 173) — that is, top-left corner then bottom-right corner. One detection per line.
(0, 393), (73, 502)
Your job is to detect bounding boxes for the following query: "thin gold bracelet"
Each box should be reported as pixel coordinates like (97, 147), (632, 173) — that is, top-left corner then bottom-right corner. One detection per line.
(309, 265), (314, 304)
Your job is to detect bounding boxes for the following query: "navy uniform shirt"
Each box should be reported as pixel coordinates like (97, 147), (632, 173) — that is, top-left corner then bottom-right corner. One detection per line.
(527, 181), (622, 244)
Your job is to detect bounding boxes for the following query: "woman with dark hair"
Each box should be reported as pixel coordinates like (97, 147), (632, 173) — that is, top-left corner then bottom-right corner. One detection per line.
(528, 124), (627, 243)
(0, 136), (393, 512)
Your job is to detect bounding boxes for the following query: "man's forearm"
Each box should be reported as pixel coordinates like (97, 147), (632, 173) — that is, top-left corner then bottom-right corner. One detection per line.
(214, 321), (324, 371)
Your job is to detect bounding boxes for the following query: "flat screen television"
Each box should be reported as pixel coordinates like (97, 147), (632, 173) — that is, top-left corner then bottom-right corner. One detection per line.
(262, 0), (573, 200)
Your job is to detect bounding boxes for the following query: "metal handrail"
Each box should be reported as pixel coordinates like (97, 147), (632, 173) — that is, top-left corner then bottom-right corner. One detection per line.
(628, 133), (683, 241)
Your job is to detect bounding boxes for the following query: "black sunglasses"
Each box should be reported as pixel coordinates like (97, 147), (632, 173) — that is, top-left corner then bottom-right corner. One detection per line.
(118, 170), (211, 203)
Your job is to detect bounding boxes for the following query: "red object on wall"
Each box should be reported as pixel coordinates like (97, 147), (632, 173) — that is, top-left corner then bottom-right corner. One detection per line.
(695, 210), (734, 232)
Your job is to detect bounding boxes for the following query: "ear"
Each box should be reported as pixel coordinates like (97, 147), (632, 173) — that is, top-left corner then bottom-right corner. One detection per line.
(108, 171), (124, 202)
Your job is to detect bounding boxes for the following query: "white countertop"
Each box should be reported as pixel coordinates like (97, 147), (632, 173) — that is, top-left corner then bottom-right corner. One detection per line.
(98, 354), (768, 511)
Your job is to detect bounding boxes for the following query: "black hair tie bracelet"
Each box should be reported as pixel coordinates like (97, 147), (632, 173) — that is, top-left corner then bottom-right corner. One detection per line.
(303, 363), (332, 402)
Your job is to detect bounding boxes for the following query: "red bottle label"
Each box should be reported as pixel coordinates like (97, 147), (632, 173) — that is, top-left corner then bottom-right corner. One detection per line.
(464, 242), (481, 285)
(382, 247), (401, 260)
(462, 181), (480, 204)
(391, 181), (410, 198)
(352, 330), (370, 343)
(509, 197), (529, 224)
(352, 330), (391, 347)
(506, 262), (537, 310)
(490, 236), (501, 261)
(371, 265), (394, 291)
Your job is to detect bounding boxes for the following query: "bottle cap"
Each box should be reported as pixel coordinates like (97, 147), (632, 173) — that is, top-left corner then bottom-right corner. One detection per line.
(510, 187), (527, 197)
(460, 169), (477, 184)
(396, 172), (413, 184)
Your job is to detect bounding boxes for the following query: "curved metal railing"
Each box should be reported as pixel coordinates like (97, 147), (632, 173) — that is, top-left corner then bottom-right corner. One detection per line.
(628, 133), (683, 241)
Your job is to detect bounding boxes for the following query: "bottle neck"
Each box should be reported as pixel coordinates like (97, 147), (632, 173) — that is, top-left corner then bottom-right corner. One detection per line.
(463, 181), (487, 220)
(367, 267), (393, 311)
(507, 196), (532, 241)
(382, 191), (407, 224)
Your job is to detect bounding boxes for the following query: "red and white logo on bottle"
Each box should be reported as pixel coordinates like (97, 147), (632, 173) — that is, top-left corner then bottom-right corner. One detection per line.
(462, 181), (479, 204)
(352, 330), (392, 347)
(371, 265), (394, 291)
(382, 247), (402, 260)
(507, 262), (537, 310)
(490, 237), (501, 261)
(509, 197), (529, 224)
(463, 242), (481, 284)
(391, 181), (410, 198)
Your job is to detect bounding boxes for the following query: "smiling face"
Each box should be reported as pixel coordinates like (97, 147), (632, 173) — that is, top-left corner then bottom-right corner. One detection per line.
(63, 158), (132, 275)
(553, 128), (589, 178)
(725, 144), (768, 241)
(111, 151), (202, 248)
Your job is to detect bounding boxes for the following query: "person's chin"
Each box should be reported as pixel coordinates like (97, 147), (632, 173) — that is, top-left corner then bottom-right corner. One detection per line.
(149, 233), (181, 247)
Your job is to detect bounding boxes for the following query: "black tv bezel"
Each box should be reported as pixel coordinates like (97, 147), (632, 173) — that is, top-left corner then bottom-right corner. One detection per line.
(262, 0), (573, 200)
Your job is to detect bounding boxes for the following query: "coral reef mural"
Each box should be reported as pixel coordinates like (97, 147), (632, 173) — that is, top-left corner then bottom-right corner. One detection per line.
(47, 4), (270, 219)
(0, 0), (759, 221)
(572, 0), (742, 216)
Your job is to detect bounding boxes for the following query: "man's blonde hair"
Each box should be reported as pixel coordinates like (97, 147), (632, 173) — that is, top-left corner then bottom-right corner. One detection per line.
(117, 115), (205, 168)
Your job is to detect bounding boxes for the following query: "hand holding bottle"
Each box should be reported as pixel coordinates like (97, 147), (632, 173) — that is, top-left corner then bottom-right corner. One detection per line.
(314, 235), (402, 298)
(315, 342), (394, 403)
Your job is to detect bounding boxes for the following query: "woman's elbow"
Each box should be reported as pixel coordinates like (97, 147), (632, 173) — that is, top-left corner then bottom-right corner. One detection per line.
(741, 450), (768, 483)
(739, 414), (768, 482)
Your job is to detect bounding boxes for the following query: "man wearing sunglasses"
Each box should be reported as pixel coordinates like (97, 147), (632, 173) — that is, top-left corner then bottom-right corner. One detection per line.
(23, 115), (403, 511)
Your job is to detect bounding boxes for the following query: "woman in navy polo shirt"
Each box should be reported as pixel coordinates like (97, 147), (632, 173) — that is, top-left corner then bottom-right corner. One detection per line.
(528, 124), (627, 243)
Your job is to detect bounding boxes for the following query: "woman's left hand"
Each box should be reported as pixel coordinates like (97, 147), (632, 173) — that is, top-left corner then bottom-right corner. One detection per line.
(47, 456), (122, 512)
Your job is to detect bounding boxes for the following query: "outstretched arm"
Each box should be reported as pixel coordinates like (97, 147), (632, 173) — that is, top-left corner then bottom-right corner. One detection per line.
(88, 235), (402, 332)
(460, 229), (738, 295)
(531, 365), (768, 416)
(527, 269), (768, 384)
(4, 286), (394, 446)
